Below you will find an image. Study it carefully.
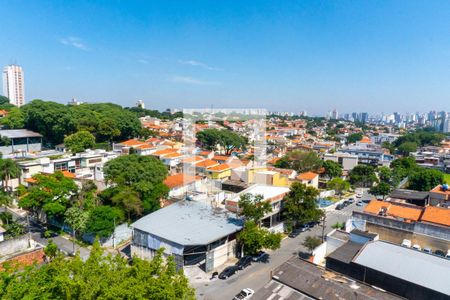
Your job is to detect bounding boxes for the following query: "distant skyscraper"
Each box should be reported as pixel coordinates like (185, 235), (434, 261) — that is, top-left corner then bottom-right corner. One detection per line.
(2, 65), (25, 107)
(331, 108), (338, 120)
(361, 112), (369, 123)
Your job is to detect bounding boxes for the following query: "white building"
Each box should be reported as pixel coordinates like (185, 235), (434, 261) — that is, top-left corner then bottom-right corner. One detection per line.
(2, 65), (25, 107)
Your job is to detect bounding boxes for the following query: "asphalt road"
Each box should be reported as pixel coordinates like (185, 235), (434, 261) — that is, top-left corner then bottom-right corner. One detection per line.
(193, 195), (368, 300)
(32, 232), (91, 260)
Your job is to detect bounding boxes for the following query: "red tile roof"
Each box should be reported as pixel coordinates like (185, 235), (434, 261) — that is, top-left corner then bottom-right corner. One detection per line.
(163, 174), (201, 189)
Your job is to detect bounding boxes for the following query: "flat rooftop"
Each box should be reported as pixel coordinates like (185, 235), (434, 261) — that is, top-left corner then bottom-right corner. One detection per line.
(131, 200), (243, 246)
(0, 129), (42, 139)
(266, 257), (403, 300)
(232, 184), (290, 202)
(389, 189), (429, 201)
(354, 241), (450, 296)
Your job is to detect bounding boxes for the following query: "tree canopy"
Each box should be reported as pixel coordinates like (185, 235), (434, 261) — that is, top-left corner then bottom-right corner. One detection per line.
(237, 220), (282, 255)
(284, 182), (322, 227)
(64, 131), (96, 153)
(322, 160), (342, 179)
(393, 130), (445, 148)
(196, 128), (247, 155)
(238, 193), (272, 223)
(327, 177), (350, 197)
(408, 169), (444, 191)
(346, 133), (363, 144)
(103, 155), (168, 213)
(0, 242), (195, 299)
(275, 150), (323, 173)
(348, 165), (378, 188)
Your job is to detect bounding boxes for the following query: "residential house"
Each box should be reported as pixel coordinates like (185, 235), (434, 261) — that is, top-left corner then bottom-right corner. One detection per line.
(0, 129), (42, 156)
(164, 173), (203, 198)
(296, 172), (319, 189)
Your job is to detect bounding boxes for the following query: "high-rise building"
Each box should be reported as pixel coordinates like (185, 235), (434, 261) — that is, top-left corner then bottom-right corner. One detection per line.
(2, 65), (25, 107)
(331, 108), (338, 120)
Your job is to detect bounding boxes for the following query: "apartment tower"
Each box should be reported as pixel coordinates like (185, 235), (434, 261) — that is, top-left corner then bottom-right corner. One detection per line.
(2, 65), (25, 107)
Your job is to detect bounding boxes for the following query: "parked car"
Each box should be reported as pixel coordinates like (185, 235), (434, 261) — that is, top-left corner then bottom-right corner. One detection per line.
(288, 229), (301, 238)
(401, 239), (411, 248)
(356, 201), (364, 207)
(412, 244), (421, 251)
(356, 192), (363, 198)
(446, 250), (450, 259)
(252, 251), (269, 262)
(233, 288), (255, 300)
(348, 198), (354, 203)
(236, 256), (253, 270)
(342, 200), (350, 206)
(335, 203), (344, 210)
(219, 266), (240, 279)
(434, 249), (446, 257)
(423, 247), (432, 254)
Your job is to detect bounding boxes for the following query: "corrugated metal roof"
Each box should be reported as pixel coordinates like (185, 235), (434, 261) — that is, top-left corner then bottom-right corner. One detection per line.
(353, 241), (450, 295)
(0, 129), (42, 138)
(327, 241), (363, 264)
(131, 201), (243, 246)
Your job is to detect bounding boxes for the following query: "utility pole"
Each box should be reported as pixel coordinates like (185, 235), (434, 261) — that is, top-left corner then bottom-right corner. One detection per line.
(72, 228), (75, 255)
(112, 217), (116, 249)
(321, 212), (327, 242)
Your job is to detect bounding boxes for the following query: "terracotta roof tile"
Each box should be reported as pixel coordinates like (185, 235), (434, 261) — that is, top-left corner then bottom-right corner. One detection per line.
(297, 172), (318, 181)
(163, 173), (201, 189)
(207, 163), (231, 172)
(421, 206), (450, 227)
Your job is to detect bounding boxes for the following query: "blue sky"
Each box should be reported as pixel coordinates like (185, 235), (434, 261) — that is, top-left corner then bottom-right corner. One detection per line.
(1, 1), (449, 114)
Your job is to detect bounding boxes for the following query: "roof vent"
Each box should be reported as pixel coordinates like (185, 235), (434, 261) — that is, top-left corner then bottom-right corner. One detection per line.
(378, 207), (387, 216)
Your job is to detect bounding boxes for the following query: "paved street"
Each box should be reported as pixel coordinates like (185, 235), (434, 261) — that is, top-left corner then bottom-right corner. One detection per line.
(32, 232), (91, 260)
(193, 196), (368, 300)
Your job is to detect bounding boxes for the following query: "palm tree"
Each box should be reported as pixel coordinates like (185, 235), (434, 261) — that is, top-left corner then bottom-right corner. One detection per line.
(0, 158), (21, 193)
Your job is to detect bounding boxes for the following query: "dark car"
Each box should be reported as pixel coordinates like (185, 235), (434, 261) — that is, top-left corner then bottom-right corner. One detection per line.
(335, 203), (344, 210)
(236, 256), (252, 270)
(342, 200), (350, 206)
(219, 265), (240, 279)
(434, 249), (446, 257)
(289, 228), (301, 238)
(252, 251), (269, 262)
(348, 198), (355, 203)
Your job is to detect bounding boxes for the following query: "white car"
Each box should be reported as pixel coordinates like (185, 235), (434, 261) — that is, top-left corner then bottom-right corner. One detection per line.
(233, 288), (255, 300)
(412, 244), (421, 251)
(401, 239), (411, 248)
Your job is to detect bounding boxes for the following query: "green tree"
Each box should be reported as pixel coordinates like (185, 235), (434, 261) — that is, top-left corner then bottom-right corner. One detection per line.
(104, 155), (168, 213)
(237, 220), (282, 255)
(327, 177), (350, 198)
(408, 169), (444, 191)
(346, 133), (363, 144)
(196, 128), (247, 155)
(369, 182), (392, 199)
(284, 182), (322, 227)
(397, 141), (418, 156)
(322, 160), (342, 179)
(44, 239), (59, 261)
(238, 193), (272, 223)
(0, 107), (24, 129)
(0, 242), (195, 299)
(65, 206), (90, 236)
(64, 130), (96, 153)
(0, 158), (21, 193)
(276, 150), (323, 173)
(22, 99), (77, 145)
(0, 96), (14, 110)
(303, 236), (322, 254)
(111, 186), (143, 221)
(349, 165), (378, 188)
(20, 172), (78, 218)
(84, 205), (124, 238)
(377, 166), (393, 184)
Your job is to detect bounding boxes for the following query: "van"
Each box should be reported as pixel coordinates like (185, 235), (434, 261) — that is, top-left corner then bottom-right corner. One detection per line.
(446, 250), (450, 259)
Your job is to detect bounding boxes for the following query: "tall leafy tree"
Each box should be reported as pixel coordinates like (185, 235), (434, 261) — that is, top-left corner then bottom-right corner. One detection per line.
(0, 242), (195, 299)
(327, 177), (350, 198)
(238, 193), (272, 223)
(408, 169), (444, 191)
(284, 182), (322, 227)
(369, 182), (392, 199)
(84, 205), (124, 238)
(19, 172), (78, 218)
(0, 107), (24, 129)
(348, 165), (378, 188)
(196, 128), (247, 155)
(276, 150), (323, 173)
(64, 130), (96, 153)
(237, 220), (282, 255)
(0, 158), (21, 192)
(104, 155), (168, 213)
(322, 160), (343, 179)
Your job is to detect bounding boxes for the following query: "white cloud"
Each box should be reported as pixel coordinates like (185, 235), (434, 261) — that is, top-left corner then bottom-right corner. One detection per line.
(179, 60), (221, 71)
(60, 36), (88, 51)
(169, 75), (218, 85)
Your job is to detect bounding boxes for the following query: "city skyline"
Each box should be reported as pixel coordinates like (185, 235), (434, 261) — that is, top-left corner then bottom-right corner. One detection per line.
(1, 1), (450, 114)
